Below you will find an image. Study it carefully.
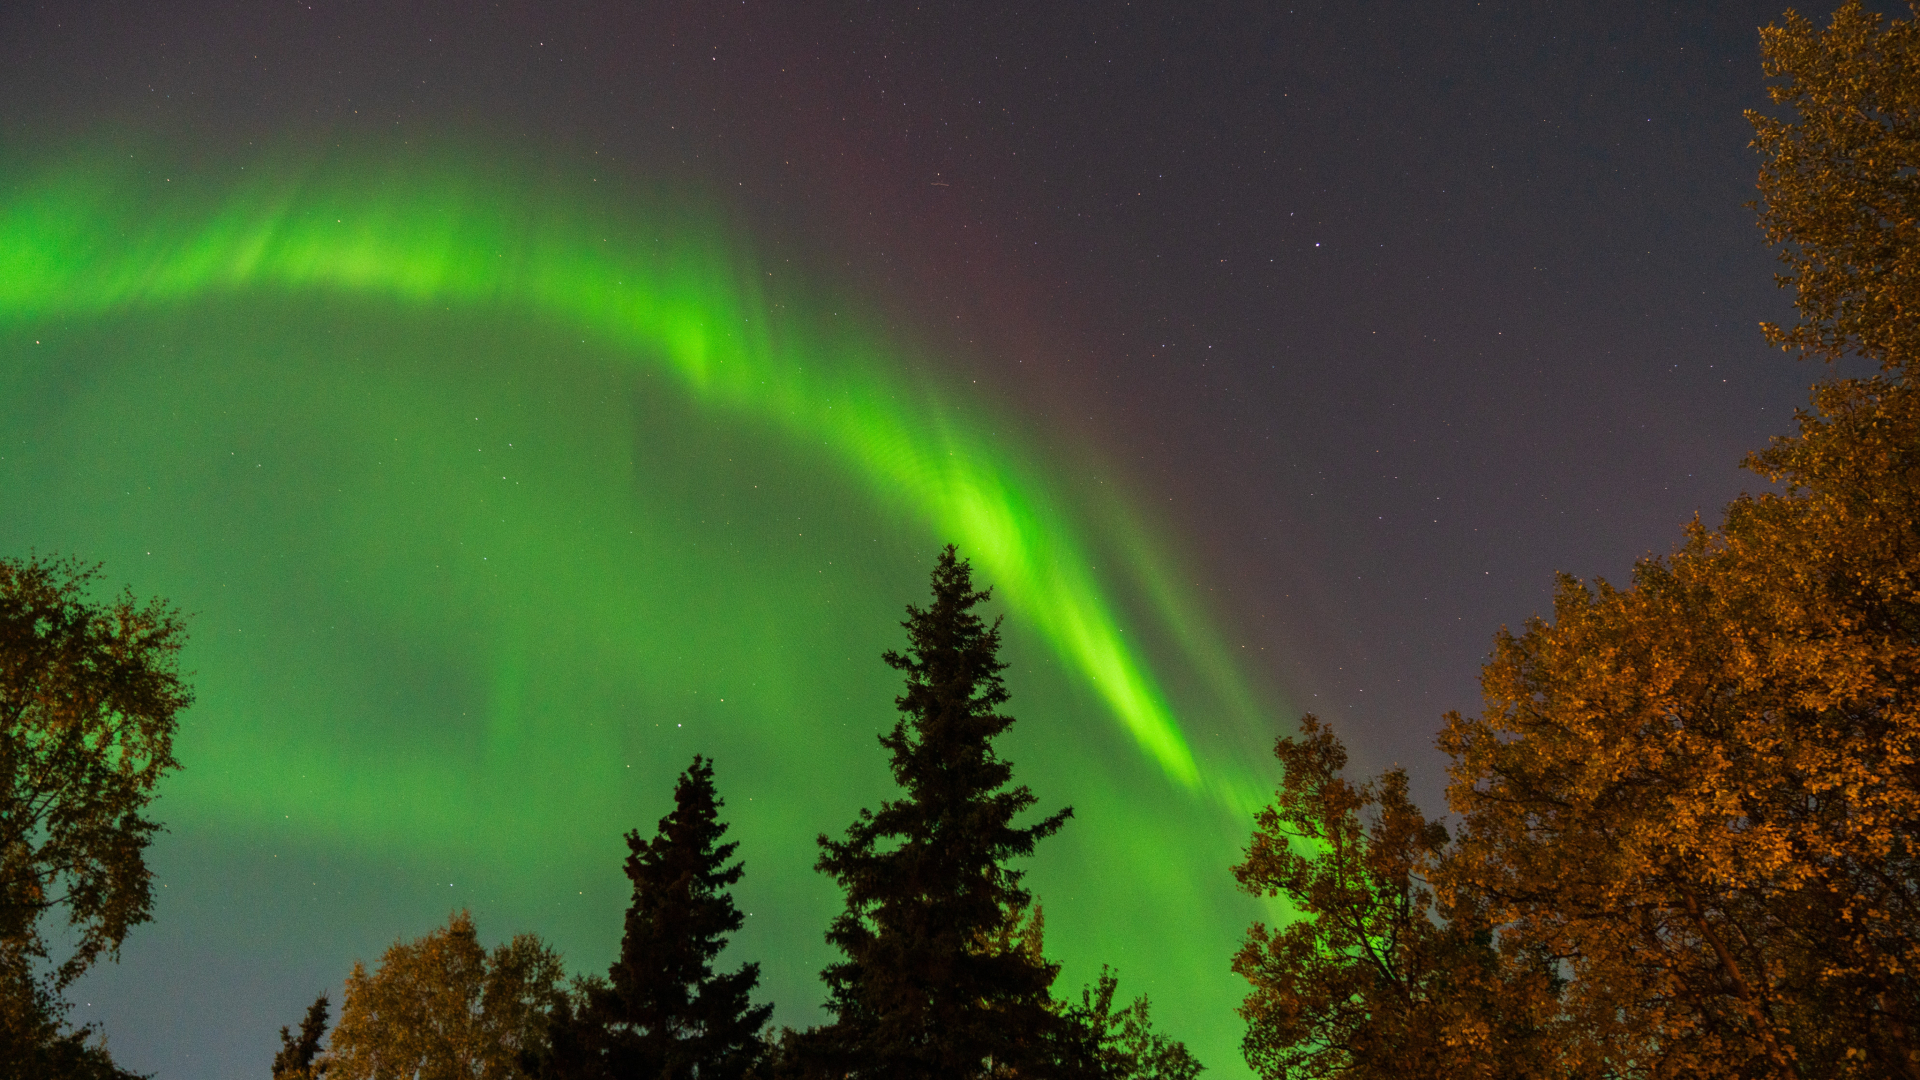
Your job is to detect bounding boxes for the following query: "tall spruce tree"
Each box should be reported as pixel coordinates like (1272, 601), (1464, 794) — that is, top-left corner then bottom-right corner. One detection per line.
(546, 756), (771, 1080)
(801, 546), (1080, 1079)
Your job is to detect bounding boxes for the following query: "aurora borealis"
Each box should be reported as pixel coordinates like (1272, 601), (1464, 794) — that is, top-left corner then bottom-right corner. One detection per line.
(1, 1), (1831, 1075)
(1, 144), (1256, 793)
(1, 143), (1279, 1070)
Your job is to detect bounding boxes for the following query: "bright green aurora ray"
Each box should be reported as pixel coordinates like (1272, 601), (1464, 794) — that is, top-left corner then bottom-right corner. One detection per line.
(0, 150), (1240, 786)
(0, 146), (1282, 1071)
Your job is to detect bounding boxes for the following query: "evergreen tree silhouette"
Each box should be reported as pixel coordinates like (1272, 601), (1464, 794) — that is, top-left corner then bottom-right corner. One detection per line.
(270, 995), (329, 1080)
(802, 546), (1081, 1079)
(545, 756), (771, 1080)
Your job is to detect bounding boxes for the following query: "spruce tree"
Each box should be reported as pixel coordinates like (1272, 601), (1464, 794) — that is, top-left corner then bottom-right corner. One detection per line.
(549, 755), (771, 1080)
(270, 995), (330, 1080)
(803, 546), (1079, 1079)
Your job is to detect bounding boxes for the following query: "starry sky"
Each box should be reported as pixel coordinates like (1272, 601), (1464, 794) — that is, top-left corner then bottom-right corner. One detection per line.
(0, 1), (1833, 1076)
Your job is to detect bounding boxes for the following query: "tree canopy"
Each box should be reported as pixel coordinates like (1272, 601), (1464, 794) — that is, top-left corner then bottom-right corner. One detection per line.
(273, 995), (331, 1080)
(1067, 967), (1205, 1080)
(1752, 0), (1920, 374)
(798, 546), (1078, 1079)
(1439, 373), (1920, 1074)
(0, 554), (189, 1077)
(539, 755), (771, 1080)
(325, 910), (564, 1080)
(0, 555), (188, 987)
(1234, 4), (1920, 1076)
(1232, 717), (1559, 1080)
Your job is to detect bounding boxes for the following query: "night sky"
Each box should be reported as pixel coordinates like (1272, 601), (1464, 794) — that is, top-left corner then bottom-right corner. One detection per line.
(0, 2), (1831, 1076)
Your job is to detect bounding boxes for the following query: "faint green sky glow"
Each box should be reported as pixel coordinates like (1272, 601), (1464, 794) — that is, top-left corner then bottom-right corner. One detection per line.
(0, 146), (1278, 795)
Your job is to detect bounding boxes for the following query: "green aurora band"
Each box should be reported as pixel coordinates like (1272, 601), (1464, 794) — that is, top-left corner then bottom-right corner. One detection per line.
(0, 145), (1283, 1071)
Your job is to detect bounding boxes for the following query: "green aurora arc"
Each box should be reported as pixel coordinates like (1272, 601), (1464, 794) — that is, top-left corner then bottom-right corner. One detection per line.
(0, 144), (1284, 1072)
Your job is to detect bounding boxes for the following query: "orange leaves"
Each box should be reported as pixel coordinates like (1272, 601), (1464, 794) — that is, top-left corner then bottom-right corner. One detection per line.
(1752, 2), (1920, 374)
(1438, 376), (1920, 1077)
(1241, 7), (1920, 1076)
(325, 910), (565, 1080)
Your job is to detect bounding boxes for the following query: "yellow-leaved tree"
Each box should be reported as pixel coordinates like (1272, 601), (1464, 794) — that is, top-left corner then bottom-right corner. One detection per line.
(1440, 376), (1920, 1077)
(1437, 4), (1920, 1075)
(324, 910), (565, 1080)
(1236, 4), (1919, 1078)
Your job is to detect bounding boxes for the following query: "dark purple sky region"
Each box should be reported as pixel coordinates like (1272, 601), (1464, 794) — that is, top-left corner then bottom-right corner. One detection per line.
(0, 1), (1843, 1074)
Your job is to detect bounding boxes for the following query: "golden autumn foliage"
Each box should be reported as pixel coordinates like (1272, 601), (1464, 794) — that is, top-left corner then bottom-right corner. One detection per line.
(1753, 2), (1920, 374)
(1239, 344), (1920, 1080)
(1441, 375), (1920, 1079)
(1236, 4), (1920, 1077)
(325, 910), (566, 1080)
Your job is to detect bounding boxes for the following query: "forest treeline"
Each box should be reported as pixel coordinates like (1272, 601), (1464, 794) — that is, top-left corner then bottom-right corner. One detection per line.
(3, 3), (1917, 1077)
(269, 547), (1205, 1080)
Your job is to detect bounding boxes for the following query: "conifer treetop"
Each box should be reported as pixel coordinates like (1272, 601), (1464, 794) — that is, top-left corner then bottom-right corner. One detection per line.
(808, 545), (1077, 1079)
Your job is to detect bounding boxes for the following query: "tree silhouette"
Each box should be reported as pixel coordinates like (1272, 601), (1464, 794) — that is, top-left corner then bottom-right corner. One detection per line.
(1234, 717), (1559, 1080)
(544, 756), (770, 1080)
(799, 546), (1079, 1079)
(0, 554), (189, 1079)
(272, 995), (330, 1080)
